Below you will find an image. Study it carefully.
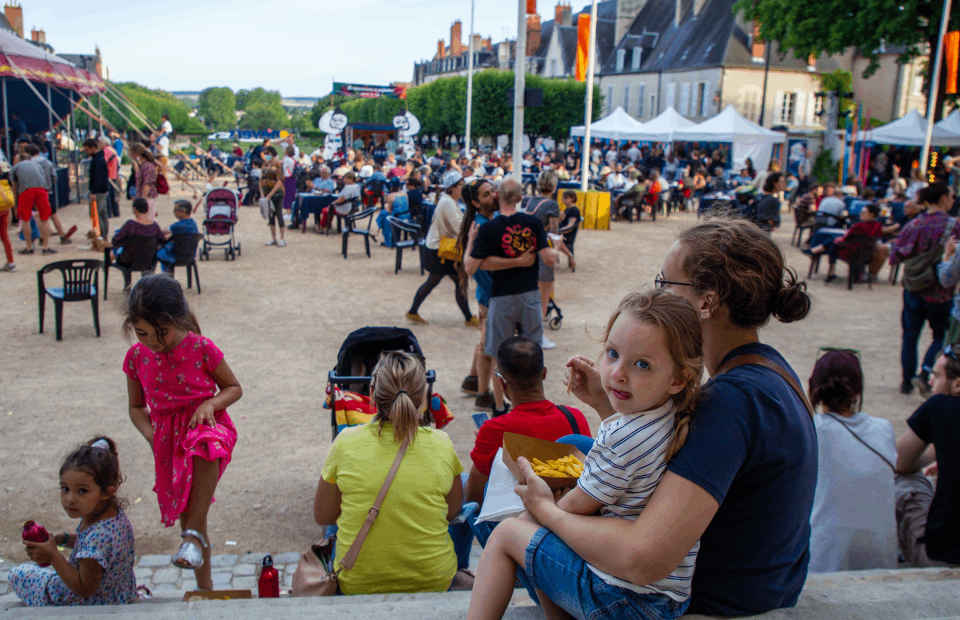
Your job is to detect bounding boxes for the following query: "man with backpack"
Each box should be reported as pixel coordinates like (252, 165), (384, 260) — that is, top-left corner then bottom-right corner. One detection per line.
(524, 170), (565, 350)
(890, 182), (960, 396)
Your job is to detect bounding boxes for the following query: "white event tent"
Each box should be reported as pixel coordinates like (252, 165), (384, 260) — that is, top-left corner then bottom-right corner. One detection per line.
(673, 106), (786, 171)
(632, 106), (696, 142)
(860, 109), (960, 146)
(570, 106), (647, 141)
(935, 109), (960, 137)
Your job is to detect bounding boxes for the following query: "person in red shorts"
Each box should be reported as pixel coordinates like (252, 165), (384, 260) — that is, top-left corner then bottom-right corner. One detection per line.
(10, 154), (54, 254)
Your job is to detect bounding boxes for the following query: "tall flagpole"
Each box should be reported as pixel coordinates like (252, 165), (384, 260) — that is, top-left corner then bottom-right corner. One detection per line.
(465, 0), (475, 155)
(921, 0), (952, 175)
(512, 0), (527, 182)
(579, 0), (599, 192)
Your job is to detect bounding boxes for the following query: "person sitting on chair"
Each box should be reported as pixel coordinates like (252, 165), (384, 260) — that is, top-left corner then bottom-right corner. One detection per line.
(157, 200), (199, 274)
(111, 197), (165, 264)
(643, 169), (663, 211)
(809, 202), (888, 282)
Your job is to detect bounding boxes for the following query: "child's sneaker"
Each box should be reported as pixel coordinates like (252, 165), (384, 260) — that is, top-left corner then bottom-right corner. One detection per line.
(278, 239), (286, 247)
(265, 239), (278, 246)
(1, 262), (15, 272)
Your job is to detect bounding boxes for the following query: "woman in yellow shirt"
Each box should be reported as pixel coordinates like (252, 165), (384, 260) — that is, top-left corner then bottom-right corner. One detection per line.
(313, 352), (465, 594)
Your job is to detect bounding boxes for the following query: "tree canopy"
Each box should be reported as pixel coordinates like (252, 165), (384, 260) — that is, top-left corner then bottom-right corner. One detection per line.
(735, 0), (955, 117)
(198, 87), (236, 130)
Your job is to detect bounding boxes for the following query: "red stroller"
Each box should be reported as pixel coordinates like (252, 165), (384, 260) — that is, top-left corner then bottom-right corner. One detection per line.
(201, 188), (242, 261)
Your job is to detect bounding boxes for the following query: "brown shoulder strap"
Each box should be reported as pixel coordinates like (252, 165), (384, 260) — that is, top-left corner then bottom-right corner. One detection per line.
(338, 438), (409, 571)
(715, 354), (814, 419)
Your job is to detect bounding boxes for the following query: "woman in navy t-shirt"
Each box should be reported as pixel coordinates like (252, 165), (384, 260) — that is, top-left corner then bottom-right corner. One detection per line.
(518, 217), (816, 617)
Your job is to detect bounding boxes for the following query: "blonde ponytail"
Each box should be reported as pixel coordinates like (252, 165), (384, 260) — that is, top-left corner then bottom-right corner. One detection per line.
(370, 352), (427, 446)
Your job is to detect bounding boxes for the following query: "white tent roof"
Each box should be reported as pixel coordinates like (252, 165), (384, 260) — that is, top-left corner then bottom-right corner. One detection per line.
(673, 106), (786, 143)
(570, 106), (646, 141)
(935, 109), (960, 137)
(861, 109), (960, 146)
(632, 106), (695, 142)
(0, 28), (76, 66)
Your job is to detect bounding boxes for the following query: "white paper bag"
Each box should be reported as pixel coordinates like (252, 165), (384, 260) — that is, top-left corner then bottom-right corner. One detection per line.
(475, 448), (526, 523)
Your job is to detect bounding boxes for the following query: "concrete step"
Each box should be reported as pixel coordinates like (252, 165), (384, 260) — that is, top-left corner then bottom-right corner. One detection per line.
(1, 568), (958, 619)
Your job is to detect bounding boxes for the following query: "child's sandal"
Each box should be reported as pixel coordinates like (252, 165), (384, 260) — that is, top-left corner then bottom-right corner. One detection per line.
(171, 529), (209, 570)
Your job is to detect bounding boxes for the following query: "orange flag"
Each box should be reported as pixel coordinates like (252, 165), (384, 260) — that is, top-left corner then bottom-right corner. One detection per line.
(526, 0), (536, 14)
(946, 31), (959, 95)
(576, 13), (590, 82)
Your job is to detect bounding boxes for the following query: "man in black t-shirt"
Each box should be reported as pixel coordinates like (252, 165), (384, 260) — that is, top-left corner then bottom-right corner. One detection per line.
(895, 348), (960, 567)
(465, 178), (557, 414)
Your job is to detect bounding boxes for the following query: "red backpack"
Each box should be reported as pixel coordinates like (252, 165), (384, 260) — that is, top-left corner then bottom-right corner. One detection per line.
(155, 165), (169, 195)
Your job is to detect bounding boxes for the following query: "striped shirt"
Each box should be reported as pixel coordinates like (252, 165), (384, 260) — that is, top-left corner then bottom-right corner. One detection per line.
(578, 404), (699, 603)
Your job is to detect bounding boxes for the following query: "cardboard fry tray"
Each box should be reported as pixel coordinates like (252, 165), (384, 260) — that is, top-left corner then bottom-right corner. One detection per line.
(501, 432), (585, 489)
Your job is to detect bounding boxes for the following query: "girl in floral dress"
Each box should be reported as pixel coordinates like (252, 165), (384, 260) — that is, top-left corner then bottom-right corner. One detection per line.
(123, 274), (242, 590)
(10, 437), (137, 606)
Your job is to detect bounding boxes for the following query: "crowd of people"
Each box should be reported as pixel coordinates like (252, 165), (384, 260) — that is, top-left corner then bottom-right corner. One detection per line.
(5, 122), (960, 617)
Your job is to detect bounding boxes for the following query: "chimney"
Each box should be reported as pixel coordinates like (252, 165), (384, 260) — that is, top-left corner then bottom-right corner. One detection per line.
(482, 37), (492, 51)
(4, 3), (23, 38)
(675, 0), (682, 27)
(526, 14), (541, 57)
(555, 1), (572, 27)
(693, 0), (708, 17)
(751, 23), (765, 59)
(451, 20), (463, 56)
(30, 27), (44, 44)
(616, 0), (647, 44)
(437, 39), (446, 59)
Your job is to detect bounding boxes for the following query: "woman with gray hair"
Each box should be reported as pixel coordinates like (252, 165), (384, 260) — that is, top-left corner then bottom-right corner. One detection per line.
(524, 170), (565, 349)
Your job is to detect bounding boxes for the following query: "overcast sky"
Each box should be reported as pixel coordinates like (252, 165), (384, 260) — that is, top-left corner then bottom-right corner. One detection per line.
(32, 0), (528, 96)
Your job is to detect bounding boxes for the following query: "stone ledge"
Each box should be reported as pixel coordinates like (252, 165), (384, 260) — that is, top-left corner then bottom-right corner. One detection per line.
(0, 568), (957, 619)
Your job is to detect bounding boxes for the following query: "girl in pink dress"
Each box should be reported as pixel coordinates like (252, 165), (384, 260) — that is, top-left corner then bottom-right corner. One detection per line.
(123, 274), (242, 591)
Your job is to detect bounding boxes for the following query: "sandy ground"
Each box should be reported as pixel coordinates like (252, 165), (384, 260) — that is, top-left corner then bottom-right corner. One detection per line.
(0, 178), (938, 562)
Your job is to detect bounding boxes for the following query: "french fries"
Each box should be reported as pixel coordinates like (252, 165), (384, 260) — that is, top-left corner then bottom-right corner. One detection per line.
(530, 455), (584, 478)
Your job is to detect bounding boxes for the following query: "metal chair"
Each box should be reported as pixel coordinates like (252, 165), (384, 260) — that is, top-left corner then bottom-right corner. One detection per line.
(165, 233), (203, 294)
(342, 206), (380, 259)
(37, 259), (102, 341)
(387, 216), (424, 275)
(104, 235), (159, 300)
(832, 236), (878, 290)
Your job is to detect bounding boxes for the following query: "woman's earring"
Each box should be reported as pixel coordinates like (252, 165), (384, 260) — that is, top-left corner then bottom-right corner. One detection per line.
(701, 314), (709, 324)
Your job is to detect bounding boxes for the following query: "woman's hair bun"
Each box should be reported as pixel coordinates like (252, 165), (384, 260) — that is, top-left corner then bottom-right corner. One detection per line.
(772, 272), (811, 324)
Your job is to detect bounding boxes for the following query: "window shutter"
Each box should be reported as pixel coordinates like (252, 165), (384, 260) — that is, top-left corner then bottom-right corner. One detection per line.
(793, 90), (805, 127)
(632, 47), (642, 71)
(637, 84), (645, 117)
(666, 83), (676, 109)
(806, 93), (816, 126)
(616, 49), (626, 72)
(773, 90), (784, 124)
(680, 83), (691, 115)
(623, 84), (630, 113)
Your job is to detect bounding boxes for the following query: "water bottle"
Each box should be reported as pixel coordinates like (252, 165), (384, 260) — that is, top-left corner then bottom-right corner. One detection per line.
(257, 554), (279, 598)
(22, 520), (51, 567)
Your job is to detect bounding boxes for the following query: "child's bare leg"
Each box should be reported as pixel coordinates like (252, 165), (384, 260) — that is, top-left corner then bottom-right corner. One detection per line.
(538, 591), (575, 620)
(467, 518), (541, 620)
(178, 457), (220, 590)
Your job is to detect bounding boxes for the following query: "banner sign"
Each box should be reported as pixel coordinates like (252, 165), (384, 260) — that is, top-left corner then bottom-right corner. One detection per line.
(207, 129), (283, 142)
(945, 31), (959, 95)
(0, 53), (105, 95)
(333, 82), (407, 100)
(575, 14), (590, 82)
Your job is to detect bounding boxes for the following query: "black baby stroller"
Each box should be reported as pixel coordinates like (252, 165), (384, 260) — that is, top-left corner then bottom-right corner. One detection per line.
(201, 188), (241, 261)
(545, 297), (563, 330)
(327, 326), (437, 439)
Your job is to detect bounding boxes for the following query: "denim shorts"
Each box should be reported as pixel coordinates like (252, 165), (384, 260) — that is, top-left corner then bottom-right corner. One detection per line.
(525, 528), (689, 620)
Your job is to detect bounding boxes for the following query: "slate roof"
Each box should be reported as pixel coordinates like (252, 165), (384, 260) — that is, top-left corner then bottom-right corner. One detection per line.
(0, 14), (14, 34)
(559, 26), (579, 74)
(600, 0), (833, 76)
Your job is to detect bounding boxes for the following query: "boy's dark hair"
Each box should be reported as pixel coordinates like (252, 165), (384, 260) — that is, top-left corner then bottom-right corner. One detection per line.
(83, 138), (99, 150)
(497, 337), (544, 392)
(263, 146), (277, 157)
(562, 189), (577, 202)
(132, 197), (149, 215)
(122, 274), (201, 340)
(61, 436), (125, 510)
(252, 159), (263, 168)
(23, 143), (40, 156)
(864, 203), (882, 218)
(174, 199), (192, 215)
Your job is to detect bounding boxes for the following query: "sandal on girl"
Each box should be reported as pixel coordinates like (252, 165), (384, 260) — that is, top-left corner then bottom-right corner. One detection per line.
(171, 529), (208, 570)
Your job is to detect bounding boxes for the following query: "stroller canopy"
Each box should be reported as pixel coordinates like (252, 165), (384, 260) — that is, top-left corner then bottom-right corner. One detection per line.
(335, 326), (425, 379)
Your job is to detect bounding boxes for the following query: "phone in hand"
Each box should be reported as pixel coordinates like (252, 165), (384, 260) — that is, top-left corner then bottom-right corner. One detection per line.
(472, 412), (490, 430)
